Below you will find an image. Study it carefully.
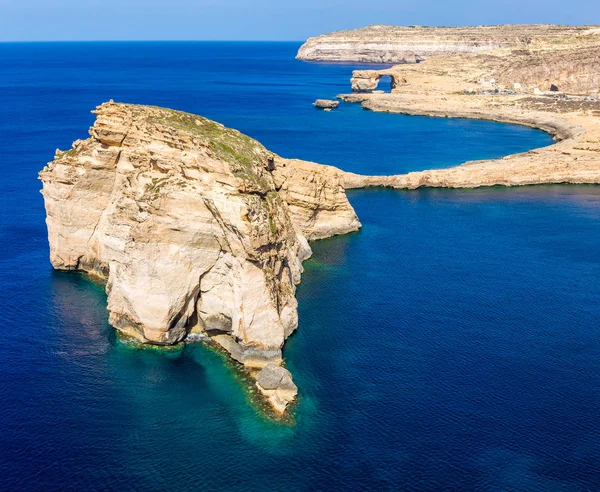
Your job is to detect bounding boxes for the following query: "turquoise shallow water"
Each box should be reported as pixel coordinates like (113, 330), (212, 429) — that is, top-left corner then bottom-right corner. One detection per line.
(1, 42), (600, 491)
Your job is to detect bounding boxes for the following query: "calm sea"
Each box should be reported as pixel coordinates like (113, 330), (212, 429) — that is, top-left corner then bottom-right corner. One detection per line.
(1, 42), (599, 491)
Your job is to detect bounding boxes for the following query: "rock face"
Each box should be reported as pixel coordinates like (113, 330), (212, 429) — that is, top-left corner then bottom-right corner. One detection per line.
(305, 24), (600, 95)
(297, 24), (597, 63)
(350, 71), (381, 93)
(255, 363), (298, 414)
(314, 99), (339, 109)
(272, 158), (361, 240)
(491, 45), (600, 95)
(39, 101), (360, 414)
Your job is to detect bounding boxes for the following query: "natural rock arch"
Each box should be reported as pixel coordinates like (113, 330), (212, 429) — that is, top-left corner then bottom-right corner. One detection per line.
(350, 70), (405, 93)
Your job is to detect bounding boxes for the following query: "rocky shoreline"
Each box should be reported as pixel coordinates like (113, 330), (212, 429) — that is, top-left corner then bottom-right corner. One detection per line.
(335, 46), (600, 189)
(339, 92), (599, 189)
(40, 28), (600, 416)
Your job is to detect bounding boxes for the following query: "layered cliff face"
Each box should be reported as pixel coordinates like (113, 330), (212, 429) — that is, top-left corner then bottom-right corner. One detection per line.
(297, 24), (597, 63)
(39, 101), (360, 414)
(491, 44), (600, 95)
(272, 158), (361, 240)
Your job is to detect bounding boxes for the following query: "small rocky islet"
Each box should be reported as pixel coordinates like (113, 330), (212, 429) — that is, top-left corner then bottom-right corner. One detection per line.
(40, 24), (600, 416)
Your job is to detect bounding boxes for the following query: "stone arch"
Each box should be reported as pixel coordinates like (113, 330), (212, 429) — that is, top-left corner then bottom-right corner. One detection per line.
(350, 70), (405, 93)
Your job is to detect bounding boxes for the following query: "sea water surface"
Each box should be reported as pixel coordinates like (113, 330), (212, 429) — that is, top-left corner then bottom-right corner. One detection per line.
(1, 42), (599, 491)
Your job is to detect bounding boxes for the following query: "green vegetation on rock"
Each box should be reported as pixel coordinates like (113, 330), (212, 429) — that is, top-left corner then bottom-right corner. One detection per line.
(146, 107), (270, 190)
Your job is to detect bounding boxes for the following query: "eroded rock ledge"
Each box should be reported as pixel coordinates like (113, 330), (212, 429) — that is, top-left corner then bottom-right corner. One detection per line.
(39, 102), (360, 415)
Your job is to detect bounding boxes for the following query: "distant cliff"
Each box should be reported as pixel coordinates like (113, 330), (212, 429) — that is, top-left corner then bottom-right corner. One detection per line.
(296, 24), (599, 63)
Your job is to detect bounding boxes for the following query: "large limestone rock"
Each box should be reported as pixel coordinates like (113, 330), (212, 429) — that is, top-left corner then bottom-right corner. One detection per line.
(39, 101), (361, 414)
(350, 70), (405, 93)
(350, 72), (380, 93)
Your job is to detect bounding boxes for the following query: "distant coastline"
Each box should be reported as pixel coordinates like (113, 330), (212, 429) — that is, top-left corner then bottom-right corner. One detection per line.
(296, 24), (600, 63)
(295, 25), (600, 189)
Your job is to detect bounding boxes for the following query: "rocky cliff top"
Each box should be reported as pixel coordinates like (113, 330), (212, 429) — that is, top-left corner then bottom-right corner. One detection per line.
(347, 31), (600, 95)
(297, 24), (600, 63)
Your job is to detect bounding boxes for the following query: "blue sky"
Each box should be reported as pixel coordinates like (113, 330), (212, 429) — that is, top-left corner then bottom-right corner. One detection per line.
(0, 0), (598, 41)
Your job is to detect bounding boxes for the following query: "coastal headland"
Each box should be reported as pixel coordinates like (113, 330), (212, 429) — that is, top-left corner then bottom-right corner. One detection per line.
(39, 102), (361, 415)
(40, 26), (600, 416)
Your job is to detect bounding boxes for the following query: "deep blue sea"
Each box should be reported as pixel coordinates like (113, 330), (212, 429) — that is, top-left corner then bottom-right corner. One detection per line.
(1, 42), (599, 491)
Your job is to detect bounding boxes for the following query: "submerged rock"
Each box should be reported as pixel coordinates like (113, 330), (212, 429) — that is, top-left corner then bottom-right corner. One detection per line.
(39, 101), (361, 414)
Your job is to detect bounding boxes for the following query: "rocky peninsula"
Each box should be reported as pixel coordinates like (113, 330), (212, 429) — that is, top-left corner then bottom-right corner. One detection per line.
(41, 27), (600, 415)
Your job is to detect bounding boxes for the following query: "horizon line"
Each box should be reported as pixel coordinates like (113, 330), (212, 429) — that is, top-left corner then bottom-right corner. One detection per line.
(0, 39), (306, 44)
